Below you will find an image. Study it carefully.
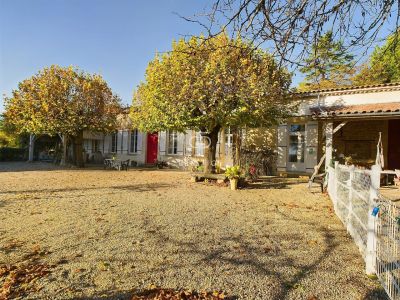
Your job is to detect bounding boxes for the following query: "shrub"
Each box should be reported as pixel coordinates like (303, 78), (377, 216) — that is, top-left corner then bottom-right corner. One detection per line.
(0, 147), (26, 161)
(239, 148), (276, 176)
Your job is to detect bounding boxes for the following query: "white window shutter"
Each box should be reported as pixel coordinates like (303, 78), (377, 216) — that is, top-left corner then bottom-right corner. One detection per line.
(305, 122), (318, 170)
(123, 130), (129, 153)
(117, 130), (124, 153)
(103, 135), (110, 153)
(159, 131), (166, 155)
(277, 124), (288, 169)
(137, 131), (143, 153)
(177, 132), (184, 155)
(185, 130), (192, 156)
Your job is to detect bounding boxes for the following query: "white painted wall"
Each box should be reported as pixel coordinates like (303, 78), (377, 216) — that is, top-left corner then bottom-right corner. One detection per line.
(158, 130), (234, 170)
(83, 130), (147, 166)
(277, 124), (288, 172)
(158, 130), (198, 169)
(298, 89), (400, 115)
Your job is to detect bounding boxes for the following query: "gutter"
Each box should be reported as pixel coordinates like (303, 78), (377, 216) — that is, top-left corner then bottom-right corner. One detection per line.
(311, 111), (400, 120)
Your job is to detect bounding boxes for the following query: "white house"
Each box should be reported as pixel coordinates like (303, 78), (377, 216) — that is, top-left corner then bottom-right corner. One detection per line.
(33, 82), (399, 173)
(277, 83), (400, 175)
(82, 128), (235, 169)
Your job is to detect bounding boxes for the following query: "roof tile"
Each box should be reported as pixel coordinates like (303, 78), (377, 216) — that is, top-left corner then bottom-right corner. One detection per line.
(310, 102), (400, 117)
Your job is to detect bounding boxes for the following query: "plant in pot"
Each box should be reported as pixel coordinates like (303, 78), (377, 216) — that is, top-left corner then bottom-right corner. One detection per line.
(225, 165), (241, 190)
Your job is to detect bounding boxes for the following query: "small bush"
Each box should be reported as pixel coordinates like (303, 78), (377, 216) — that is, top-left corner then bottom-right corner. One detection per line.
(0, 147), (26, 161)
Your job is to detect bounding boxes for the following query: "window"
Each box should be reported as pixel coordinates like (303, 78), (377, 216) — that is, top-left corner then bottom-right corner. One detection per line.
(111, 132), (118, 153)
(130, 129), (139, 153)
(168, 131), (178, 154)
(224, 128), (233, 156)
(288, 124), (305, 163)
(194, 131), (205, 156)
(92, 140), (99, 153)
(83, 139), (90, 152)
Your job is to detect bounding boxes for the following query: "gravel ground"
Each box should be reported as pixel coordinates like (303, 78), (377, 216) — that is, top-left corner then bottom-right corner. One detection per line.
(0, 162), (387, 300)
(380, 186), (400, 203)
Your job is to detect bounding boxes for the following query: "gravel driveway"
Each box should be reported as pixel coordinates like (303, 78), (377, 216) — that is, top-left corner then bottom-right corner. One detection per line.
(0, 162), (386, 299)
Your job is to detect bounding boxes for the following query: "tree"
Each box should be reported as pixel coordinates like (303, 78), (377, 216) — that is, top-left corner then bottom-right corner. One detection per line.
(298, 31), (355, 91)
(352, 32), (400, 85)
(3, 65), (121, 166)
(188, 1), (398, 66)
(130, 33), (294, 173)
(0, 116), (12, 147)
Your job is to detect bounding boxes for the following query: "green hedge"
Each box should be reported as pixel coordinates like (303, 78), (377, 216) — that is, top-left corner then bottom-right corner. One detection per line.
(0, 147), (26, 161)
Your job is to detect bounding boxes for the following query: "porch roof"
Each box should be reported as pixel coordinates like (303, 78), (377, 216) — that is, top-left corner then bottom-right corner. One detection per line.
(310, 102), (400, 119)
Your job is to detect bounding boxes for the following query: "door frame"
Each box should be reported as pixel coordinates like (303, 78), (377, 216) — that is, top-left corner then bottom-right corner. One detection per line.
(287, 123), (306, 172)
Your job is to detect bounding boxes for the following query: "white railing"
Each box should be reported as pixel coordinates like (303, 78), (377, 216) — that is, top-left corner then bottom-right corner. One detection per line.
(327, 162), (399, 300)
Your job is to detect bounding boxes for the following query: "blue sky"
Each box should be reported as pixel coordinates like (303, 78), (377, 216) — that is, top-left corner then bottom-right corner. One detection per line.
(0, 0), (393, 113)
(0, 0), (214, 111)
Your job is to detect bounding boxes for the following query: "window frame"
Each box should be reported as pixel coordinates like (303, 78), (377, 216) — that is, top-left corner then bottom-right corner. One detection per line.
(224, 128), (233, 156)
(288, 124), (305, 163)
(167, 130), (178, 155)
(194, 131), (205, 157)
(129, 129), (139, 154)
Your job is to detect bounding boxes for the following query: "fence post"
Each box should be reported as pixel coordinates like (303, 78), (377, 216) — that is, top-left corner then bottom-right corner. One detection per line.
(332, 161), (339, 212)
(347, 165), (355, 234)
(366, 164), (380, 275)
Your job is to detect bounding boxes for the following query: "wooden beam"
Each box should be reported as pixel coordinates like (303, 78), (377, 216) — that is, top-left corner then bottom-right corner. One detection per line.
(333, 122), (347, 134)
(325, 122), (333, 171)
(309, 121), (347, 187)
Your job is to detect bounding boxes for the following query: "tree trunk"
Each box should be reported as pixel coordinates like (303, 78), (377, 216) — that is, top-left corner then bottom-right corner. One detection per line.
(73, 131), (84, 168)
(232, 128), (242, 166)
(236, 129), (242, 167)
(59, 134), (68, 166)
(203, 126), (221, 174)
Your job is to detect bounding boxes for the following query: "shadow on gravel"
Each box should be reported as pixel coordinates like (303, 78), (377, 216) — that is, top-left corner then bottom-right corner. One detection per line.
(244, 181), (302, 190)
(0, 162), (64, 172)
(72, 290), (133, 300)
(363, 288), (390, 300)
(137, 206), (387, 300)
(0, 183), (174, 195)
(72, 290), (239, 300)
(0, 161), (187, 173)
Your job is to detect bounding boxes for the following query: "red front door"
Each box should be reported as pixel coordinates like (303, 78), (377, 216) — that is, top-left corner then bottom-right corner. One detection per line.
(146, 132), (158, 163)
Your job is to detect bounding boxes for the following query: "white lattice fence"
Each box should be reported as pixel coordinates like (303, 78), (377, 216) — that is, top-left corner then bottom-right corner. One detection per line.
(328, 164), (374, 260)
(376, 197), (400, 300)
(327, 163), (400, 300)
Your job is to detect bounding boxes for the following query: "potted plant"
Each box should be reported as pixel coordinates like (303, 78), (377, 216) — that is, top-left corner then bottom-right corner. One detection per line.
(225, 165), (241, 190)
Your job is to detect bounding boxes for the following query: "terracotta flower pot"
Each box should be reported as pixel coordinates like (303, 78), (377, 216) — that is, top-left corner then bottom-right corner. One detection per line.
(230, 178), (238, 190)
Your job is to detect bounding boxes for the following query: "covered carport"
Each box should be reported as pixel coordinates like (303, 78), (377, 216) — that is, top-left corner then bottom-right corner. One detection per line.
(311, 102), (400, 171)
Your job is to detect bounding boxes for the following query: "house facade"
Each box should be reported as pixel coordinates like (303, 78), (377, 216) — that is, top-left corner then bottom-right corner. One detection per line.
(81, 128), (235, 169)
(277, 83), (400, 175)
(75, 83), (400, 173)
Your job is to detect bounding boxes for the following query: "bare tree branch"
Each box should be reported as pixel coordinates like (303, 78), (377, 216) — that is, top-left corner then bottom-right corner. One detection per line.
(183, 0), (399, 67)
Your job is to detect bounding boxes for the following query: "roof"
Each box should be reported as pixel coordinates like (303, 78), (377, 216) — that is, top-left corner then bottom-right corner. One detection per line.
(294, 82), (400, 97)
(310, 102), (400, 118)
